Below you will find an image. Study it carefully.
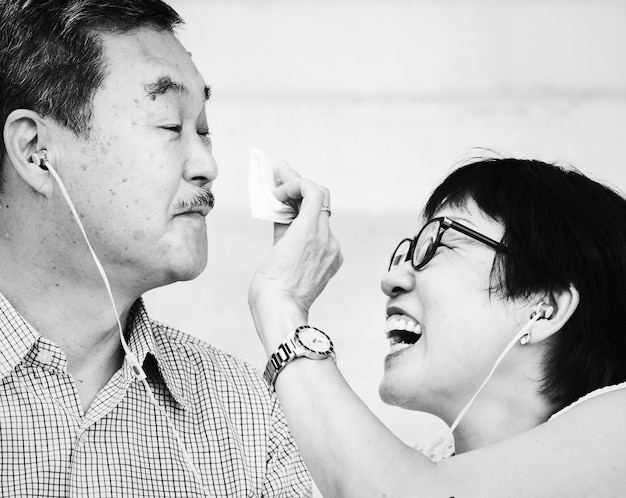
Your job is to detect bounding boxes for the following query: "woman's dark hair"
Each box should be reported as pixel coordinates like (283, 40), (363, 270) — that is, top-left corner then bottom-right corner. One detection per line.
(424, 157), (626, 411)
(0, 0), (183, 174)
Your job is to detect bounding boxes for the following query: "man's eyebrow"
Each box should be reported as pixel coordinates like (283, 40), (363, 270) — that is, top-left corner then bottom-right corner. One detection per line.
(145, 75), (211, 102)
(145, 76), (187, 99)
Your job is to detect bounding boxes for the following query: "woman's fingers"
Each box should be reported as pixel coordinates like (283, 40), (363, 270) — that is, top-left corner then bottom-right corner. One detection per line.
(273, 222), (290, 244)
(274, 179), (328, 218)
(317, 184), (331, 222)
(274, 160), (301, 183)
(272, 173), (333, 246)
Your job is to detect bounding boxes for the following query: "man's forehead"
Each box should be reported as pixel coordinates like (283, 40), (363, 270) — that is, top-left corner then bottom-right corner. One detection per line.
(100, 28), (209, 101)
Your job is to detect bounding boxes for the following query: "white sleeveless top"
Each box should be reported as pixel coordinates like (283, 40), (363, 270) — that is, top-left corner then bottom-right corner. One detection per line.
(549, 381), (626, 420)
(416, 381), (626, 462)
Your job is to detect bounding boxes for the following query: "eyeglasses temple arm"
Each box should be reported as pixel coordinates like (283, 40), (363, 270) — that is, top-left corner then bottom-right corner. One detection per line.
(446, 218), (506, 250)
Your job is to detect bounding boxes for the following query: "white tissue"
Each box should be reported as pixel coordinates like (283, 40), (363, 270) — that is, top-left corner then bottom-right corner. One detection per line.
(249, 149), (297, 224)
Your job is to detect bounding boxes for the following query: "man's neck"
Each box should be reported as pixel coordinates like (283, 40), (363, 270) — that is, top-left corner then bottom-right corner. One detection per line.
(0, 245), (138, 411)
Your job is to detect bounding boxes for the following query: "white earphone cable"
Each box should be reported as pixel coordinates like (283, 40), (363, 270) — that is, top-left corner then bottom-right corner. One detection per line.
(45, 164), (144, 378)
(449, 312), (542, 433)
(45, 159), (210, 495)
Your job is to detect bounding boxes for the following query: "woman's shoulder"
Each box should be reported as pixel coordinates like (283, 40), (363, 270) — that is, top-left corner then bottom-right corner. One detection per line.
(549, 381), (626, 420)
(446, 382), (626, 497)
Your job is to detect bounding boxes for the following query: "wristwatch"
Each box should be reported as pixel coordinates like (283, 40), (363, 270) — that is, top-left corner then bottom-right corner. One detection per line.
(263, 325), (335, 391)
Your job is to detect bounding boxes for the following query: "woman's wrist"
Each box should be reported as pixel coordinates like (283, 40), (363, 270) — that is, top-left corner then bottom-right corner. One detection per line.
(250, 299), (309, 356)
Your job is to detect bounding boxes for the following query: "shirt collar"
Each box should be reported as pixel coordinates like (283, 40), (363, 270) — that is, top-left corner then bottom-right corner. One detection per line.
(0, 294), (191, 410)
(126, 299), (192, 410)
(0, 292), (40, 380)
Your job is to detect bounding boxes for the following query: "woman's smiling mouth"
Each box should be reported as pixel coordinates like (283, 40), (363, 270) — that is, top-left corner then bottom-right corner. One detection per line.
(385, 314), (422, 355)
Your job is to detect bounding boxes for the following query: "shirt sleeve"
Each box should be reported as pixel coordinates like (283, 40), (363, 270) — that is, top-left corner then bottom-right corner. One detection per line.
(262, 394), (312, 498)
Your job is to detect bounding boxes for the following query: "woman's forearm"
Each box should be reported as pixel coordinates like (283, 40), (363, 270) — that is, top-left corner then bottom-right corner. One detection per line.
(273, 356), (447, 498)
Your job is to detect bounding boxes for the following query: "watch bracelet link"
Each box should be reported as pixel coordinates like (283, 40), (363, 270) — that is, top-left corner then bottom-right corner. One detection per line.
(263, 325), (334, 391)
(263, 339), (296, 392)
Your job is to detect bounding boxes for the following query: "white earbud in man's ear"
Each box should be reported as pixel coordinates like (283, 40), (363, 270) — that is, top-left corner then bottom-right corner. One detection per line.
(30, 150), (51, 170)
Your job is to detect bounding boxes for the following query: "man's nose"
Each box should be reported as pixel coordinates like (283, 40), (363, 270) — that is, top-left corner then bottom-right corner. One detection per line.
(184, 139), (218, 187)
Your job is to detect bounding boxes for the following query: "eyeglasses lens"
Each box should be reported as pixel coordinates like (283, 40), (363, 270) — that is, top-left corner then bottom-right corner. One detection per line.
(413, 220), (441, 268)
(389, 239), (412, 270)
(389, 220), (444, 270)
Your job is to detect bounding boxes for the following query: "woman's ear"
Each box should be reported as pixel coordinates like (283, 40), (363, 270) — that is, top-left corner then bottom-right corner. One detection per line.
(3, 109), (54, 197)
(526, 284), (580, 344)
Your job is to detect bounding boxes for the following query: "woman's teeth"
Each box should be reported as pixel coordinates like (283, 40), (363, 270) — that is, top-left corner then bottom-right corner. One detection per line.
(385, 315), (422, 353)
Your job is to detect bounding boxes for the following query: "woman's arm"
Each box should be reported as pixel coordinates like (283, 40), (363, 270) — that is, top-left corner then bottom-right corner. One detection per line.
(249, 169), (626, 497)
(264, 343), (626, 497)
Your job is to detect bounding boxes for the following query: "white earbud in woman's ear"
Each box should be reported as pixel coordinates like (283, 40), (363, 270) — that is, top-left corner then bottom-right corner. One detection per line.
(520, 302), (555, 345)
(531, 302), (554, 321)
(30, 150), (51, 170)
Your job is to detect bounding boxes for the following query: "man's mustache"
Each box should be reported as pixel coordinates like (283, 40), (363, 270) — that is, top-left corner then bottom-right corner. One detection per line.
(175, 187), (215, 211)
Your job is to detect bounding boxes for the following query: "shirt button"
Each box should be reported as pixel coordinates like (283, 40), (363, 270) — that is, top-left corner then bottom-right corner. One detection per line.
(36, 350), (54, 365)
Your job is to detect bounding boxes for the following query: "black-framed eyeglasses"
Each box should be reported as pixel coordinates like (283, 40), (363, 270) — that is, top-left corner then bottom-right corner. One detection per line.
(388, 216), (507, 271)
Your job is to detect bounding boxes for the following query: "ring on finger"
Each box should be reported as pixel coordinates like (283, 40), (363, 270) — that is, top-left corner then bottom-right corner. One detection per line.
(320, 205), (332, 216)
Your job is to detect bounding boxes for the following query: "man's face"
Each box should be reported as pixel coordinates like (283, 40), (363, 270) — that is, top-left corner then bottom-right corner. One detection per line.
(52, 27), (217, 294)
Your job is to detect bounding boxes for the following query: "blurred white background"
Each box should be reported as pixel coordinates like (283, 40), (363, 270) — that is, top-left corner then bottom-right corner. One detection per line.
(144, 0), (626, 491)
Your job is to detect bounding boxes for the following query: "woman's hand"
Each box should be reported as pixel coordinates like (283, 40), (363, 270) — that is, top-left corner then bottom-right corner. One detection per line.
(248, 162), (343, 354)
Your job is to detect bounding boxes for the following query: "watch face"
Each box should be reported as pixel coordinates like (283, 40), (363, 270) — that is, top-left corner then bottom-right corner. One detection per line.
(296, 327), (332, 354)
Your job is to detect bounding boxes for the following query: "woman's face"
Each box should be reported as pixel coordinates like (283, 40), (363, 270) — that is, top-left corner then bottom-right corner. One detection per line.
(379, 199), (527, 422)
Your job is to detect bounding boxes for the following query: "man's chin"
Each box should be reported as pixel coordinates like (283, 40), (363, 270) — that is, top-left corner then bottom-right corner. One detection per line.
(172, 258), (208, 283)
(158, 252), (208, 285)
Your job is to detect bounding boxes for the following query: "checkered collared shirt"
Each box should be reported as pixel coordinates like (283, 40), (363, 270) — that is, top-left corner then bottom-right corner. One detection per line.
(0, 294), (311, 497)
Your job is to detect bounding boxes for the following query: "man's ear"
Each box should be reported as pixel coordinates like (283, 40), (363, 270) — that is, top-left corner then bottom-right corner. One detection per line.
(526, 284), (580, 344)
(3, 109), (54, 197)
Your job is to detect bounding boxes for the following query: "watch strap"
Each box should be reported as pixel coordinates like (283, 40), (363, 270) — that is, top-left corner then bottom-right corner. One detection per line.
(263, 325), (334, 391)
(263, 336), (297, 392)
